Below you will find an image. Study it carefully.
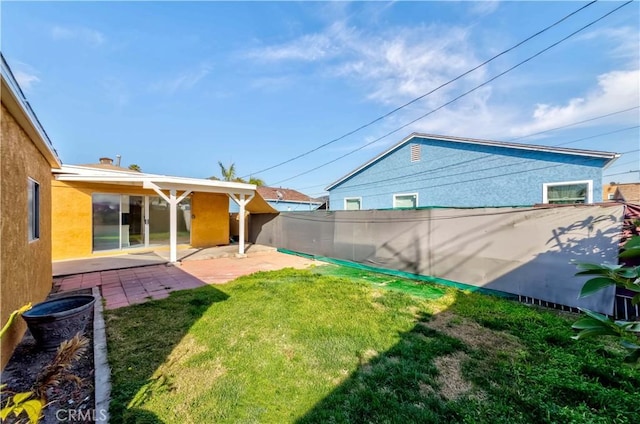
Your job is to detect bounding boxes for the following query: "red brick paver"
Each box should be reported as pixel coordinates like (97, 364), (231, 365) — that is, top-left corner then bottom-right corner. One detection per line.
(53, 251), (315, 309)
(179, 251), (315, 284)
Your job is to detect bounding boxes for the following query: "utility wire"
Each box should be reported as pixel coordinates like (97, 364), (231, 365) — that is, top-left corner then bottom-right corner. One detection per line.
(273, 1), (634, 186)
(241, 0), (599, 179)
(554, 125), (639, 147)
(604, 170), (639, 177)
(607, 159), (639, 169)
(506, 106), (639, 142)
(292, 120), (639, 191)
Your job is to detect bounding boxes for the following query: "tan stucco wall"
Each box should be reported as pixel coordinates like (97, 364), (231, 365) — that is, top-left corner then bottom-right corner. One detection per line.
(1, 104), (53, 368)
(191, 192), (229, 247)
(52, 181), (169, 260)
(53, 183), (231, 258)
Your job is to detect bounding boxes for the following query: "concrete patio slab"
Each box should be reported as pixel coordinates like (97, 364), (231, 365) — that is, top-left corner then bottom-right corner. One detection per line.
(53, 250), (317, 310)
(52, 243), (279, 277)
(53, 253), (167, 277)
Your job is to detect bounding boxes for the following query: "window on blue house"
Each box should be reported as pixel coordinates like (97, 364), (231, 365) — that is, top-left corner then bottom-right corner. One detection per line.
(28, 178), (40, 241)
(543, 180), (592, 204)
(393, 193), (418, 208)
(345, 197), (361, 210)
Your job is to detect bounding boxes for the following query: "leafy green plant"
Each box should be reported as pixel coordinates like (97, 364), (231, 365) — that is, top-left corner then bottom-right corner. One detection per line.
(572, 235), (640, 366)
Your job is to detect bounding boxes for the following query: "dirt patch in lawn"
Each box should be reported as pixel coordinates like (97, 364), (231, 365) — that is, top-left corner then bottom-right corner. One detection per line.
(422, 311), (524, 356)
(434, 352), (486, 401)
(421, 310), (525, 401)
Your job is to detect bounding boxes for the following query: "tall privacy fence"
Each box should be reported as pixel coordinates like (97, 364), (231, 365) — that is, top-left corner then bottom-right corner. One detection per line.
(251, 204), (630, 317)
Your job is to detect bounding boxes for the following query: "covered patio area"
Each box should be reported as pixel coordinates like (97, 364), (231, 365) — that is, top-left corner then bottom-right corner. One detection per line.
(52, 165), (277, 263)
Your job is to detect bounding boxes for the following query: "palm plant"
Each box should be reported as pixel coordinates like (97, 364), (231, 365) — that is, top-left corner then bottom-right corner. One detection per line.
(214, 162), (264, 186)
(218, 161), (237, 182)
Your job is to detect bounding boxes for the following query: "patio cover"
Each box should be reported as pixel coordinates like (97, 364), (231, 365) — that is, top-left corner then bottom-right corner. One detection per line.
(54, 165), (277, 261)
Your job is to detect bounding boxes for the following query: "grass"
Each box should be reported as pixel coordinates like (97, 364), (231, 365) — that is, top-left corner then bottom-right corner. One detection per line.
(105, 266), (640, 423)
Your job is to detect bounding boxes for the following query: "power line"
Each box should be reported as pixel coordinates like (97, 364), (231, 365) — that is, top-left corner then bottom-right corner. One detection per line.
(608, 159), (640, 169)
(319, 151), (605, 193)
(241, 0), (599, 179)
(273, 1), (634, 186)
(604, 170), (639, 177)
(292, 120), (639, 192)
(508, 107), (639, 143)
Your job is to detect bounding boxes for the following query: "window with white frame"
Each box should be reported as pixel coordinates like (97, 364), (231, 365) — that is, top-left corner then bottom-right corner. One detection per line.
(344, 197), (362, 210)
(543, 180), (592, 204)
(28, 178), (40, 241)
(393, 193), (418, 208)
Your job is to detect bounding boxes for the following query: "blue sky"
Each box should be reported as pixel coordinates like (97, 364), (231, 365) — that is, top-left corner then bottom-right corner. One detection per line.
(2, 1), (639, 197)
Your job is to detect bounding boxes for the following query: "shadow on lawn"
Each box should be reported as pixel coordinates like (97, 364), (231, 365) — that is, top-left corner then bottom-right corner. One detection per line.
(105, 269), (228, 424)
(296, 293), (473, 424)
(295, 289), (639, 424)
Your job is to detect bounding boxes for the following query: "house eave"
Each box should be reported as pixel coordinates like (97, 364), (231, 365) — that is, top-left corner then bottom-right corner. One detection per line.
(1, 54), (61, 168)
(54, 165), (257, 196)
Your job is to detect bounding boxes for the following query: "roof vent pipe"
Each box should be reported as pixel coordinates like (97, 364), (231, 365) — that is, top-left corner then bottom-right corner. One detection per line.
(116, 155), (121, 166)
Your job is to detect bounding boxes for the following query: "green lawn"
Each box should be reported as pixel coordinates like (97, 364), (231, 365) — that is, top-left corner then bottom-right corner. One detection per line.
(105, 266), (640, 423)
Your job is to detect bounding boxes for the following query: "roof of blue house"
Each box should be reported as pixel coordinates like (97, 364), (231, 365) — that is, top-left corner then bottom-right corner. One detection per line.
(326, 133), (620, 191)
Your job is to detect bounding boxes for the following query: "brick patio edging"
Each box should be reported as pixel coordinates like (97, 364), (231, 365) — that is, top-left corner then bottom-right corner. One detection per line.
(92, 287), (110, 423)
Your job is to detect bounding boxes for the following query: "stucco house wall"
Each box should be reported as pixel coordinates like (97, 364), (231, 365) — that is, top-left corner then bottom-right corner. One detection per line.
(52, 182), (231, 259)
(190, 192), (230, 247)
(1, 103), (57, 368)
(328, 134), (616, 210)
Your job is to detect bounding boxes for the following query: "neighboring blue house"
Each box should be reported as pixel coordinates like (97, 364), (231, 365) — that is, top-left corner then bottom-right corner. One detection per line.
(326, 133), (620, 210)
(229, 186), (322, 212)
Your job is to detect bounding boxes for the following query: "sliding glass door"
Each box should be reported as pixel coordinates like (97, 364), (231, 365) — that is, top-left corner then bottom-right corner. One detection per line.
(92, 193), (190, 252)
(92, 194), (121, 251)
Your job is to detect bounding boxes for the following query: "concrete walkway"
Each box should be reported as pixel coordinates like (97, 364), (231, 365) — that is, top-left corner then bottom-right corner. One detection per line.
(52, 248), (316, 310)
(52, 243), (278, 277)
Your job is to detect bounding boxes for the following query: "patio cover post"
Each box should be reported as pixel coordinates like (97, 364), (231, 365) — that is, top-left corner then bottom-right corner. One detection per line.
(149, 185), (191, 263)
(229, 193), (255, 256)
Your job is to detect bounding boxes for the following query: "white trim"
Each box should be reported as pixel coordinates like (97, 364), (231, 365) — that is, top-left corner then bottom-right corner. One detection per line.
(27, 177), (40, 242)
(393, 192), (418, 208)
(344, 197), (362, 211)
(542, 180), (593, 204)
(55, 164), (256, 196)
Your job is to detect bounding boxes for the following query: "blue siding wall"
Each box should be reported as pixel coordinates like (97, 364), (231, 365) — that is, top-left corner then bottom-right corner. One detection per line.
(329, 137), (607, 210)
(229, 199), (320, 212)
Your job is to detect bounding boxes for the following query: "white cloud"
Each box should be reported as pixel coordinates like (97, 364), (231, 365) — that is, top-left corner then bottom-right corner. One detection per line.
(248, 33), (338, 62)
(51, 25), (105, 47)
(247, 22), (485, 106)
(150, 64), (213, 94)
(14, 70), (41, 91)
(577, 26), (640, 65)
(468, 0), (500, 17)
(510, 69), (640, 137)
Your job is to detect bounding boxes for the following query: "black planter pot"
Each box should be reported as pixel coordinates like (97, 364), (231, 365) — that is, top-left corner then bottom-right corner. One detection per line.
(22, 295), (96, 351)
